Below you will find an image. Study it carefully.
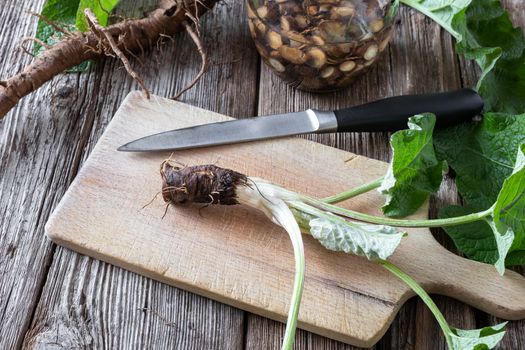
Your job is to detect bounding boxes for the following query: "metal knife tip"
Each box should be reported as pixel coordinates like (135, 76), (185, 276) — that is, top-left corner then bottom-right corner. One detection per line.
(117, 143), (133, 152)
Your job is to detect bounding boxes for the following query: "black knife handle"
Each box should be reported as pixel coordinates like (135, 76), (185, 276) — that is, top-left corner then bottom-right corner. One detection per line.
(334, 89), (484, 132)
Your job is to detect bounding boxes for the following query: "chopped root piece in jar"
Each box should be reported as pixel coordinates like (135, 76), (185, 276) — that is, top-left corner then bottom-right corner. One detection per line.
(286, 31), (308, 44)
(248, 20), (256, 37)
(268, 58), (286, 72)
(339, 60), (356, 72)
(307, 5), (318, 15)
(280, 16), (292, 32)
(319, 21), (346, 42)
(247, 5), (256, 19)
(268, 31), (283, 49)
(333, 6), (355, 17)
(255, 20), (267, 36)
(369, 19), (384, 33)
(319, 4), (332, 13)
(256, 5), (268, 19)
(320, 66), (336, 79)
(295, 15), (308, 29)
(279, 45), (307, 64)
(379, 36), (391, 51)
(306, 47), (327, 68)
(255, 42), (269, 58)
(361, 32), (374, 41)
(311, 35), (326, 45)
(337, 42), (354, 53)
(364, 44), (378, 61)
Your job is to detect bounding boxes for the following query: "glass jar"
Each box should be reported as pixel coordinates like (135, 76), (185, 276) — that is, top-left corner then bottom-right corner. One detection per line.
(246, 0), (398, 92)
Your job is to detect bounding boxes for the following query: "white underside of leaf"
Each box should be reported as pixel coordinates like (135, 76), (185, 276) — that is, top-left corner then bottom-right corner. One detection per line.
(308, 213), (407, 261)
(486, 218), (515, 276)
(449, 322), (507, 350)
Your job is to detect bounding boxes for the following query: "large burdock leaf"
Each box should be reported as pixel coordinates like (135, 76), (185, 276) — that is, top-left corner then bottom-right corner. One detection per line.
(453, 0), (525, 114)
(379, 114), (445, 217)
(442, 145), (525, 275)
(402, 0), (525, 113)
(436, 115), (525, 268)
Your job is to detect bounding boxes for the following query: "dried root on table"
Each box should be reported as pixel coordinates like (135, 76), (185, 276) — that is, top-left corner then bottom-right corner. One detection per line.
(0, 0), (219, 119)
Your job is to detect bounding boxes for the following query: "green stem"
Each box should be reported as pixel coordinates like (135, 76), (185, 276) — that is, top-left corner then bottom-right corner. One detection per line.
(302, 197), (493, 228)
(270, 202), (305, 350)
(380, 260), (453, 349)
(281, 240), (304, 350)
(400, 0), (460, 39)
(322, 177), (383, 204)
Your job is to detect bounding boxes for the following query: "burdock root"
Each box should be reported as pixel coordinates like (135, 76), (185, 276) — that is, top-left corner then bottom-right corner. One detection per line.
(161, 161), (248, 205)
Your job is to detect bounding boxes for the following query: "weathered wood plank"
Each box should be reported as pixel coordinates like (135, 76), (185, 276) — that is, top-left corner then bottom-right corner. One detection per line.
(0, 0), (256, 349)
(24, 248), (245, 350)
(0, 0), (523, 349)
(0, 1), (91, 349)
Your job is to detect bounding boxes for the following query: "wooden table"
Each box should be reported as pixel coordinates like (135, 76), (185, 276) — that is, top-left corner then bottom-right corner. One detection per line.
(1, 0), (523, 349)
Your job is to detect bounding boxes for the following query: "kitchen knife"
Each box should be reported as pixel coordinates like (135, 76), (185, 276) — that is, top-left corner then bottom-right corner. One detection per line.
(118, 89), (483, 152)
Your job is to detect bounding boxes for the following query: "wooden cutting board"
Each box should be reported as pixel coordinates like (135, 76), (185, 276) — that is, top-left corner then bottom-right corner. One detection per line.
(46, 92), (525, 347)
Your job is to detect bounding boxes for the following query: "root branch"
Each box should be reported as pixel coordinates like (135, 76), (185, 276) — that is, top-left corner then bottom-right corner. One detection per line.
(0, 0), (219, 119)
(171, 21), (208, 100)
(85, 8), (150, 98)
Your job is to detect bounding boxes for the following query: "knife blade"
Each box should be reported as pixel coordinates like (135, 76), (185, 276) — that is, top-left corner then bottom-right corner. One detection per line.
(118, 89), (483, 152)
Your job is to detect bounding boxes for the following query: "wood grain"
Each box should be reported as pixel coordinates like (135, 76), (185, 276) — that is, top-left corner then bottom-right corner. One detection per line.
(0, 1), (91, 348)
(2, 1), (256, 349)
(0, 0), (523, 349)
(45, 93), (525, 347)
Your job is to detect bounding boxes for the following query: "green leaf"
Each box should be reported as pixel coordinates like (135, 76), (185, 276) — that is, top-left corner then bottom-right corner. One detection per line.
(487, 144), (525, 273)
(435, 114), (525, 267)
(483, 217), (514, 275)
(439, 205), (499, 265)
(493, 144), (525, 242)
(379, 114), (445, 217)
(402, 0), (525, 114)
(449, 322), (507, 350)
(440, 144), (525, 274)
(35, 0), (80, 54)
(506, 249), (525, 266)
(400, 0), (472, 39)
(76, 0), (120, 32)
(305, 212), (407, 261)
(35, 0), (89, 72)
(435, 113), (525, 209)
(35, 0), (120, 71)
(453, 0), (525, 114)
